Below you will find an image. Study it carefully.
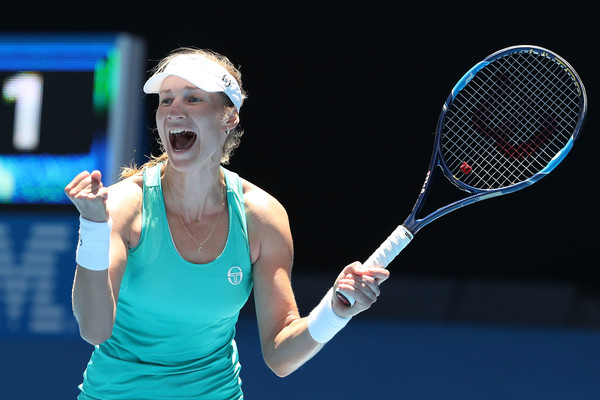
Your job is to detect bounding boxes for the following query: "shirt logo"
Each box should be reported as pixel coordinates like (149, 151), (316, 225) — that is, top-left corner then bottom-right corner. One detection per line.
(227, 266), (243, 285)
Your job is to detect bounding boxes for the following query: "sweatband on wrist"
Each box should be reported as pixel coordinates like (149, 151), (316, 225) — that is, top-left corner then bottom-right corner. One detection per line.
(307, 288), (352, 343)
(76, 216), (112, 271)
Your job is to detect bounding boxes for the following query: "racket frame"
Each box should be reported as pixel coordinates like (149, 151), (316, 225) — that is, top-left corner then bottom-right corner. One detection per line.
(403, 45), (586, 235)
(336, 45), (587, 307)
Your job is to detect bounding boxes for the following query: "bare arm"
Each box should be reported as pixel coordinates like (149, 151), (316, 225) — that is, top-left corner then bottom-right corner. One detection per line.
(65, 170), (141, 345)
(246, 184), (389, 377)
(71, 228), (128, 345)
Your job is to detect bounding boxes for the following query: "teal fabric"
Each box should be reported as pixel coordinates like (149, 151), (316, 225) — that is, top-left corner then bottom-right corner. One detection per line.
(78, 164), (253, 400)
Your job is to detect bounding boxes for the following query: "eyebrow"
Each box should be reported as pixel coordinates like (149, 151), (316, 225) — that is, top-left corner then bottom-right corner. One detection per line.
(159, 85), (204, 95)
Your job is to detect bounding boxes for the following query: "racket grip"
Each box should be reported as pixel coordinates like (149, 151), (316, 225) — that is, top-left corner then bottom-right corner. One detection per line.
(336, 225), (413, 307)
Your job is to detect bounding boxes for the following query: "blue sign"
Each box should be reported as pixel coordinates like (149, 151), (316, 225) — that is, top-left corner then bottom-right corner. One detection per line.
(0, 212), (80, 336)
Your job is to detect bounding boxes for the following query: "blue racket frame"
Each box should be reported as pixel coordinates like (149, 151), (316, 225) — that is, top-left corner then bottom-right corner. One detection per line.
(402, 45), (587, 235)
(336, 45), (587, 307)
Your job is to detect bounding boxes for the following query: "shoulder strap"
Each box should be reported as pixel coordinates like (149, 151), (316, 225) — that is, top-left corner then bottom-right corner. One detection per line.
(222, 167), (249, 244)
(143, 163), (163, 188)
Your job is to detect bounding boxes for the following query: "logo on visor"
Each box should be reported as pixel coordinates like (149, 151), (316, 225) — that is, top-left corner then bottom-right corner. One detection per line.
(227, 266), (243, 285)
(222, 75), (232, 87)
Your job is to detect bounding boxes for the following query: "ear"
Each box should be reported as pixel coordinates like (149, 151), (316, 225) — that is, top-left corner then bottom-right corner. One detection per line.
(223, 109), (240, 132)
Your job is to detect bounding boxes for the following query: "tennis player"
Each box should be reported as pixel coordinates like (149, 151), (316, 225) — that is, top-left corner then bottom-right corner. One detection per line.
(65, 47), (389, 399)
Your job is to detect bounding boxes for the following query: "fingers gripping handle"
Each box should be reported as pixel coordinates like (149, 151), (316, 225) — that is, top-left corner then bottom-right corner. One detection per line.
(335, 225), (413, 307)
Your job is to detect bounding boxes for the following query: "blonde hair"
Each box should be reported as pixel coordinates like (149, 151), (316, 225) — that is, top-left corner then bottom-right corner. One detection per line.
(120, 47), (247, 179)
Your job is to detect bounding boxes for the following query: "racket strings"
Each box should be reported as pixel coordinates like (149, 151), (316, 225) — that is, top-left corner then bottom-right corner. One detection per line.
(456, 55), (576, 178)
(441, 51), (581, 190)
(473, 56), (575, 176)
(465, 69), (569, 169)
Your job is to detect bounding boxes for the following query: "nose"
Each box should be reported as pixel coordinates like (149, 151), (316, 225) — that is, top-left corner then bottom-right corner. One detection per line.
(167, 97), (187, 119)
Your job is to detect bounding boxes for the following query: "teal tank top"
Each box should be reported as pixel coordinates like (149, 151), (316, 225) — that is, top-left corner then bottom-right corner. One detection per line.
(78, 164), (253, 400)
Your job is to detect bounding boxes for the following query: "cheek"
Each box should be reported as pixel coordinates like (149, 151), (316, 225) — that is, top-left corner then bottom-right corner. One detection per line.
(155, 111), (169, 142)
(155, 108), (167, 125)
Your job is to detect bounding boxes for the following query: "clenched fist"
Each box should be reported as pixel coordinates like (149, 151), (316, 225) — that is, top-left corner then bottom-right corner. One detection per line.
(64, 170), (109, 222)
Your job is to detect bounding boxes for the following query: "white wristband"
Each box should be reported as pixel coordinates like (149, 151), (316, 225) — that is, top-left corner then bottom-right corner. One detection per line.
(307, 288), (352, 343)
(76, 216), (112, 271)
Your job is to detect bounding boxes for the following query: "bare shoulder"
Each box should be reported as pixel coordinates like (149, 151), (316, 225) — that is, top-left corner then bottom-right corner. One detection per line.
(106, 173), (144, 243)
(241, 178), (289, 225)
(106, 173), (143, 212)
(240, 178), (293, 265)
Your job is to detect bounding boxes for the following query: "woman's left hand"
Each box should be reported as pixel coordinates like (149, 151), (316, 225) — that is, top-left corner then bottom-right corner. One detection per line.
(332, 262), (390, 318)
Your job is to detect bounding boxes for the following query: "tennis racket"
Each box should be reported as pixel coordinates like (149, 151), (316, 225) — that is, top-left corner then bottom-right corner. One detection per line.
(337, 45), (587, 307)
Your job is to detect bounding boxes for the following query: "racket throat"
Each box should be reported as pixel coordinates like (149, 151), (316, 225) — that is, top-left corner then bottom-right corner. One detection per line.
(404, 164), (466, 234)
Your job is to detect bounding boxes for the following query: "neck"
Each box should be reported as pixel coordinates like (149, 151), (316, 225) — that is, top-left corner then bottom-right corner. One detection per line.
(163, 162), (226, 222)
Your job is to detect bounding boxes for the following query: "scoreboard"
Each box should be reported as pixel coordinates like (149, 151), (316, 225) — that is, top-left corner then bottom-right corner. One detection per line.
(0, 33), (146, 336)
(0, 33), (146, 205)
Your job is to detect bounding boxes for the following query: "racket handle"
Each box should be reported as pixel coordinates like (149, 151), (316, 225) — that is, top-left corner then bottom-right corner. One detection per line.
(335, 225), (413, 307)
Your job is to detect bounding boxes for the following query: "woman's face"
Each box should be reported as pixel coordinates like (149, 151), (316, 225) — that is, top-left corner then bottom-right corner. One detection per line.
(156, 75), (228, 171)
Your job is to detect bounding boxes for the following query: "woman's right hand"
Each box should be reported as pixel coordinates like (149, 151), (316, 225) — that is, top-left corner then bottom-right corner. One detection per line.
(64, 170), (109, 222)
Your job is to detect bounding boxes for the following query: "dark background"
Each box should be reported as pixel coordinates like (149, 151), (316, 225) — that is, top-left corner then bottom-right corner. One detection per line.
(1, 2), (599, 399)
(127, 3), (598, 282)
(2, 1), (597, 314)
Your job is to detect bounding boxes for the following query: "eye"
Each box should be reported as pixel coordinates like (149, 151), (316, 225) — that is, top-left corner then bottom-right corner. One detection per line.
(187, 95), (203, 103)
(159, 96), (173, 106)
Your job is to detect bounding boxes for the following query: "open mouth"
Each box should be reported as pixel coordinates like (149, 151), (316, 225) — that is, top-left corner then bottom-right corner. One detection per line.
(169, 129), (197, 152)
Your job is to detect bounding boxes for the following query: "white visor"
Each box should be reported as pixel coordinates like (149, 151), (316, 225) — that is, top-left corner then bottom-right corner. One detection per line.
(143, 54), (242, 111)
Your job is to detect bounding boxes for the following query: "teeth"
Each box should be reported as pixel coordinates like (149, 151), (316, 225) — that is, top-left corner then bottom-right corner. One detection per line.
(169, 128), (196, 135)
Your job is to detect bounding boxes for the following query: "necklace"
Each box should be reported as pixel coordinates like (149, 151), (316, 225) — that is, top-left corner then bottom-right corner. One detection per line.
(176, 205), (223, 254)
(165, 174), (225, 254)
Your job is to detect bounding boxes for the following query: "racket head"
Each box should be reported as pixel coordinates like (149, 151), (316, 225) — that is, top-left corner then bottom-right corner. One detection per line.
(435, 45), (587, 196)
